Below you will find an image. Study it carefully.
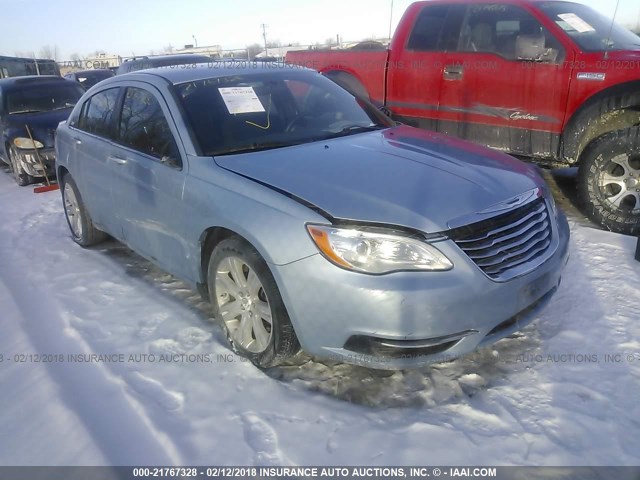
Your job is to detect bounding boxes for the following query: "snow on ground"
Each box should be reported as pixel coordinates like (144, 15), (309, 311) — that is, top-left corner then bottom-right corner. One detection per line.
(0, 168), (639, 466)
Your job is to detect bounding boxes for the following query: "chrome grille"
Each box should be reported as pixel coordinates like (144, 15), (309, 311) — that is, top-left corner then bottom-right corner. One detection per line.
(449, 197), (553, 280)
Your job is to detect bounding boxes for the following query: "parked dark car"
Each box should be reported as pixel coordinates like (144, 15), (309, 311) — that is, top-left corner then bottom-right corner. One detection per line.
(116, 54), (213, 75)
(0, 76), (84, 185)
(64, 69), (115, 89)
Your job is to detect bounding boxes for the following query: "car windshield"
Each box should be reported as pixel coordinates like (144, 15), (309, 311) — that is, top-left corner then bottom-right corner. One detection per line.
(539, 2), (640, 51)
(174, 70), (391, 156)
(6, 83), (85, 114)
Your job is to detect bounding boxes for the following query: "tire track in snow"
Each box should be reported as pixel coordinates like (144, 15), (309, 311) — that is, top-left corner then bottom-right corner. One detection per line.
(0, 253), (183, 465)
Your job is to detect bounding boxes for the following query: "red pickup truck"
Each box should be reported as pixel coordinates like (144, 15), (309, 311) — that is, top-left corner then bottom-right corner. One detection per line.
(286, 0), (640, 235)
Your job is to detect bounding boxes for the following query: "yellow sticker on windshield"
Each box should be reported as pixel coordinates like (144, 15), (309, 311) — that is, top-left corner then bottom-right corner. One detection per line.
(218, 87), (266, 115)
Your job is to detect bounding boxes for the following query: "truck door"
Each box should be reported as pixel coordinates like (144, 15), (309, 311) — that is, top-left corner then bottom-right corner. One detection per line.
(386, 3), (466, 130)
(437, 3), (573, 159)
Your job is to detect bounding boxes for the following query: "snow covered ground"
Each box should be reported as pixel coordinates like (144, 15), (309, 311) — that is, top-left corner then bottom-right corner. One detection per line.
(0, 167), (639, 466)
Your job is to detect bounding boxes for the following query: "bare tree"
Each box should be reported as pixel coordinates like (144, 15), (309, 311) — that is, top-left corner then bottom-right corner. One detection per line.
(14, 50), (36, 58)
(324, 37), (337, 48)
(38, 45), (59, 60)
(246, 43), (263, 60)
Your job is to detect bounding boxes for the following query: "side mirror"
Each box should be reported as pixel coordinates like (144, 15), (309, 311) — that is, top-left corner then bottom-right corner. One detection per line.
(160, 155), (181, 169)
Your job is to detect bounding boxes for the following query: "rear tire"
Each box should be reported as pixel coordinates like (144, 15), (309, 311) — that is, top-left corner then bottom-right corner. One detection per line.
(61, 174), (108, 247)
(9, 147), (33, 186)
(207, 236), (299, 368)
(578, 127), (640, 236)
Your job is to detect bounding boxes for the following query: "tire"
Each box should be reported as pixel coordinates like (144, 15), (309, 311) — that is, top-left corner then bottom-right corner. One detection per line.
(9, 147), (33, 186)
(578, 127), (640, 236)
(325, 71), (370, 101)
(61, 174), (108, 247)
(207, 236), (300, 368)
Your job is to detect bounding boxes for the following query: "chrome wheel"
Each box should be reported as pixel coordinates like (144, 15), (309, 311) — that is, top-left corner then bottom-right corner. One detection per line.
(215, 256), (272, 353)
(64, 182), (84, 239)
(597, 153), (640, 212)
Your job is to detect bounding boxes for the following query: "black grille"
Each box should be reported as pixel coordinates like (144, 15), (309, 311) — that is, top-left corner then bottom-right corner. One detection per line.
(449, 197), (552, 280)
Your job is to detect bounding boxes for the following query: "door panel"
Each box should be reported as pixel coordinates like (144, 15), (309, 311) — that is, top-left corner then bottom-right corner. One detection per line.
(386, 4), (466, 124)
(110, 85), (191, 280)
(70, 87), (122, 235)
(437, 3), (572, 158)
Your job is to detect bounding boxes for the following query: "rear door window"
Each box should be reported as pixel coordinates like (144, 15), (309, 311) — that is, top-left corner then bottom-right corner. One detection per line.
(77, 87), (120, 139)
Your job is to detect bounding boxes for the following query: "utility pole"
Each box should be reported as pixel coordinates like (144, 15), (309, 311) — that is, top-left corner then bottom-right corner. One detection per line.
(388, 0), (394, 39)
(261, 24), (269, 56)
(192, 35), (198, 48)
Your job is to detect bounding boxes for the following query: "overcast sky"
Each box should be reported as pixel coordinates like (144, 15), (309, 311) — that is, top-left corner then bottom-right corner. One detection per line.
(1, 0), (639, 60)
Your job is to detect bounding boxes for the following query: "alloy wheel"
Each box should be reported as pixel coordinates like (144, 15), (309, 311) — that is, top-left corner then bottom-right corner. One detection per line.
(64, 182), (84, 239)
(215, 256), (273, 353)
(597, 153), (640, 212)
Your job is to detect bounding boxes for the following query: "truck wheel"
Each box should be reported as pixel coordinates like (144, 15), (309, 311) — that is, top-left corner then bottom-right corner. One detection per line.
(9, 147), (33, 186)
(578, 127), (640, 235)
(207, 236), (300, 368)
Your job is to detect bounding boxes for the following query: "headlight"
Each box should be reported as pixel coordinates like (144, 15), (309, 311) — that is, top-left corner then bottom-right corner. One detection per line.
(306, 224), (453, 274)
(13, 137), (44, 149)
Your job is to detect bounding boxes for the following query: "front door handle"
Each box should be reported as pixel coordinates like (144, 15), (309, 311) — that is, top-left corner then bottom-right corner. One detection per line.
(108, 155), (128, 165)
(443, 64), (464, 81)
(72, 136), (82, 145)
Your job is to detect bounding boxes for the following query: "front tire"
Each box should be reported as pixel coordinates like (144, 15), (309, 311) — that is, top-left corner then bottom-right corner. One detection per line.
(207, 236), (299, 368)
(61, 174), (107, 247)
(578, 127), (640, 236)
(9, 147), (33, 186)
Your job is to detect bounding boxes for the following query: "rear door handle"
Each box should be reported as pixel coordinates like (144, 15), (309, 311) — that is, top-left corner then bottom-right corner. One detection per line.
(72, 136), (82, 145)
(108, 155), (128, 165)
(443, 64), (464, 81)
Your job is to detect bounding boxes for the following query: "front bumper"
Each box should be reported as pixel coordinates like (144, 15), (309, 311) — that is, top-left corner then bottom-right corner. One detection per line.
(271, 211), (570, 370)
(13, 148), (56, 177)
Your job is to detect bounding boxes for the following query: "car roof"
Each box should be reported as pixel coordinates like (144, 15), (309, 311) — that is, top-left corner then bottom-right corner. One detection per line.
(122, 54), (212, 63)
(0, 75), (70, 91)
(72, 69), (114, 75)
(116, 62), (313, 86)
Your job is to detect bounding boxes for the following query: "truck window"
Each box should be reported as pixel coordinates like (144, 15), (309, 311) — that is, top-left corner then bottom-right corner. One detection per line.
(538, 2), (640, 52)
(458, 4), (564, 63)
(407, 5), (466, 52)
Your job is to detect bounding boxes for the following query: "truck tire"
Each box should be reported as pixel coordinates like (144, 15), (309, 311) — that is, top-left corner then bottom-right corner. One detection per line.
(325, 71), (370, 101)
(578, 127), (640, 235)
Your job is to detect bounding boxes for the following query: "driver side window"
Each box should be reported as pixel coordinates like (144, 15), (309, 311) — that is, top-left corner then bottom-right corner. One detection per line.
(458, 4), (564, 63)
(118, 87), (182, 168)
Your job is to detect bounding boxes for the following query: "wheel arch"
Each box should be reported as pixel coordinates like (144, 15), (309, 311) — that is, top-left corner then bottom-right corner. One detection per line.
(322, 69), (371, 101)
(562, 80), (640, 164)
(198, 226), (268, 299)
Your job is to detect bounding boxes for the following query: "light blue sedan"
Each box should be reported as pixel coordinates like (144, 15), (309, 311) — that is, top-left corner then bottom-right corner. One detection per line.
(55, 63), (570, 369)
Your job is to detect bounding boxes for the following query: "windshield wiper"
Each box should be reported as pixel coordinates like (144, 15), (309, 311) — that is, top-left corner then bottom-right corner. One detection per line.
(211, 140), (303, 156)
(318, 124), (386, 140)
(9, 109), (43, 114)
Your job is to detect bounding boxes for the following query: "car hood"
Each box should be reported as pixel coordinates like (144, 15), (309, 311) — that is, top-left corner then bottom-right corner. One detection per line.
(214, 126), (544, 233)
(5, 108), (73, 149)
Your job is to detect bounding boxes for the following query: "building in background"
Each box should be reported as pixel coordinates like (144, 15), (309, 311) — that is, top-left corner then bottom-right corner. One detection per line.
(174, 44), (223, 58)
